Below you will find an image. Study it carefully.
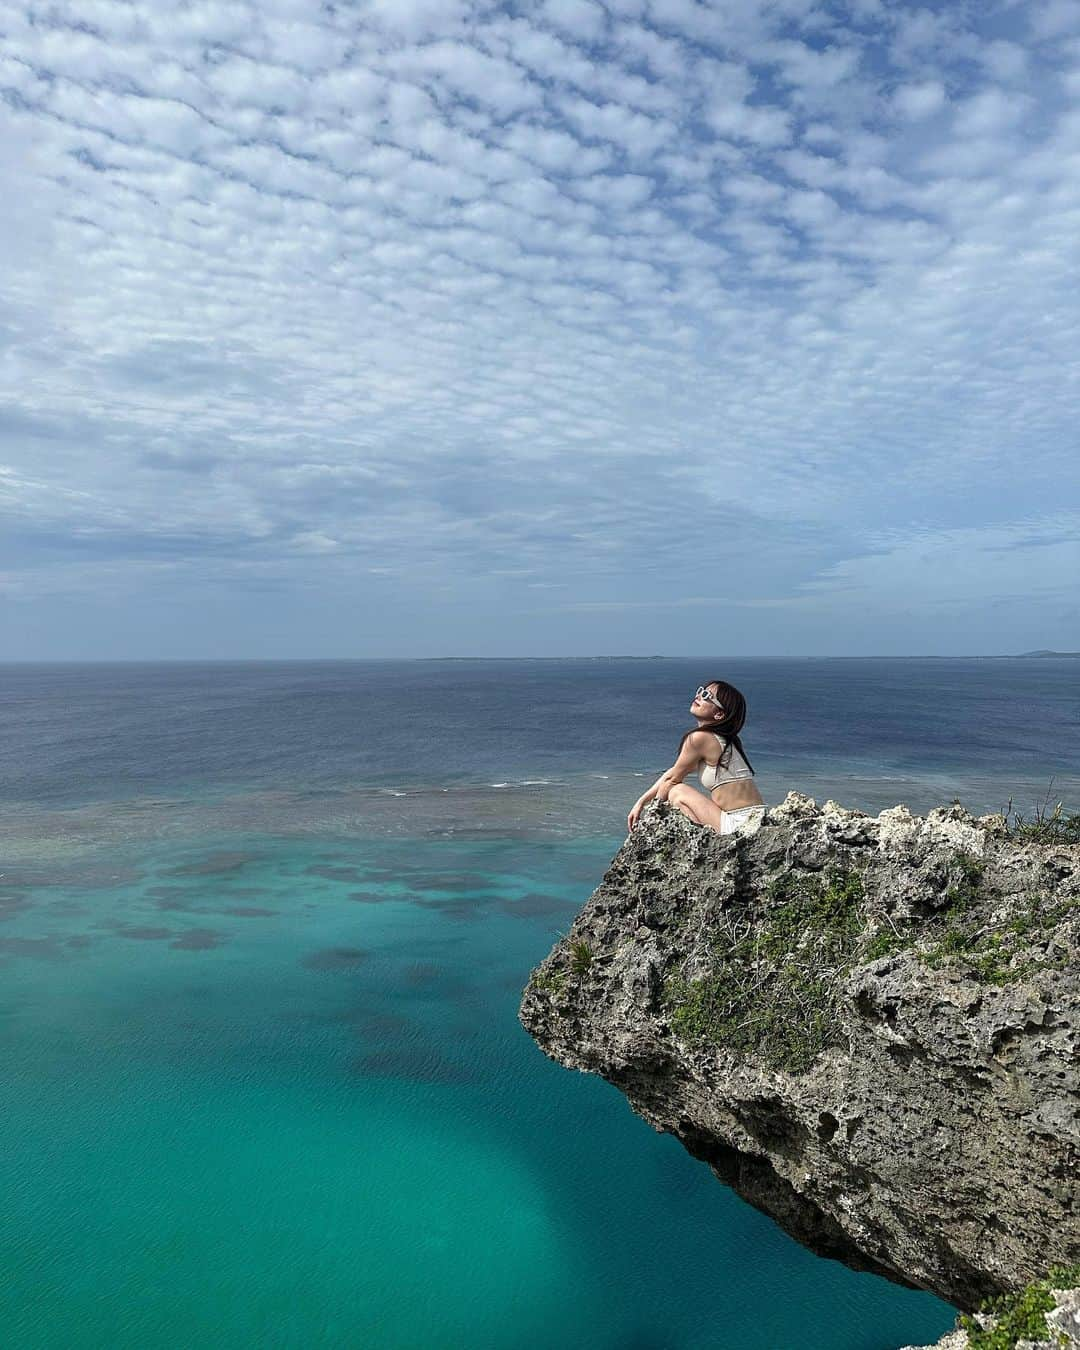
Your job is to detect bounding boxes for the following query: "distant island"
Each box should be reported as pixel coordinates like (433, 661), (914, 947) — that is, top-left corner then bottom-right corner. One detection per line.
(1018, 650), (1080, 657)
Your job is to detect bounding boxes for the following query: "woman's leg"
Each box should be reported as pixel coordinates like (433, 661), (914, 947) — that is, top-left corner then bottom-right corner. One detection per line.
(667, 783), (728, 833)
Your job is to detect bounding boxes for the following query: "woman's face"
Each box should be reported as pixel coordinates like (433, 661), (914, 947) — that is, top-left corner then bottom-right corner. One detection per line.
(691, 683), (724, 720)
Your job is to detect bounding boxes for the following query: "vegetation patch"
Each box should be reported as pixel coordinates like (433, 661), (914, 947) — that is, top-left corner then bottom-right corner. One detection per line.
(865, 852), (1073, 987)
(895, 853), (1070, 986)
(569, 940), (593, 975)
(863, 922), (909, 961)
(958, 1264), (1080, 1349)
(662, 868), (867, 1073)
(530, 968), (566, 997)
(663, 850), (1076, 1071)
(1005, 795), (1080, 845)
(528, 938), (593, 999)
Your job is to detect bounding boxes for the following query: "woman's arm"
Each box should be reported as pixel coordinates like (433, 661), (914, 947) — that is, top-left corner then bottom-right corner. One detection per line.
(627, 781), (661, 830)
(628, 735), (707, 830)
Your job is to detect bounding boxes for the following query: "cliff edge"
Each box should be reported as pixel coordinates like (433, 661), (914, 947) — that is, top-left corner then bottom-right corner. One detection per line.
(518, 794), (1080, 1313)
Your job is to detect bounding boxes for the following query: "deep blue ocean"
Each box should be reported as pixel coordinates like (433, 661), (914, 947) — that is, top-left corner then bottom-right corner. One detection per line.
(2, 657), (1077, 1350)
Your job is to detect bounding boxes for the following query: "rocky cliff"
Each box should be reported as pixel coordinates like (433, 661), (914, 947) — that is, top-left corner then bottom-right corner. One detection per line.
(518, 794), (1080, 1316)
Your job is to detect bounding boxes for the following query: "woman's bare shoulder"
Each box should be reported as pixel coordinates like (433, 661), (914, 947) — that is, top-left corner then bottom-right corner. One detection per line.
(680, 729), (716, 752)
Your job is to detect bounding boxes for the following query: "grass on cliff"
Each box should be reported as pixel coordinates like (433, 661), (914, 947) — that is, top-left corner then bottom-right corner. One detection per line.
(958, 1264), (1080, 1349)
(568, 940), (593, 975)
(530, 968), (567, 997)
(526, 938), (592, 1007)
(1004, 793), (1080, 845)
(663, 852), (1076, 1073)
(662, 868), (867, 1074)
(865, 851), (1074, 986)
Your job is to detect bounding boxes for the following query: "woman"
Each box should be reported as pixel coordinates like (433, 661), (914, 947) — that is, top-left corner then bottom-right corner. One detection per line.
(627, 679), (765, 835)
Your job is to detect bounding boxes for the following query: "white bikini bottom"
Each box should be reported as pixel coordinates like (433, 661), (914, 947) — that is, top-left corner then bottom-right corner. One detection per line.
(719, 803), (766, 836)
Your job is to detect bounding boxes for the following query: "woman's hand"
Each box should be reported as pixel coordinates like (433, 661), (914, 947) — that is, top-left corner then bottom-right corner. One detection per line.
(628, 737), (708, 833)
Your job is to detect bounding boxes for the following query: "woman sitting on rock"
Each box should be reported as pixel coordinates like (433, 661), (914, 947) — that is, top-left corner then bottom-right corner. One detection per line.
(627, 680), (765, 836)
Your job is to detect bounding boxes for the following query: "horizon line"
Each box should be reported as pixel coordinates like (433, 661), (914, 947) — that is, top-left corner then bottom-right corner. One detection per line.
(2, 653), (1077, 665)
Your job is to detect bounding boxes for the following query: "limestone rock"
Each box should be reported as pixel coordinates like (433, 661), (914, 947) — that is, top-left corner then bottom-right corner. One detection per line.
(1048, 1287), (1080, 1342)
(519, 793), (1080, 1313)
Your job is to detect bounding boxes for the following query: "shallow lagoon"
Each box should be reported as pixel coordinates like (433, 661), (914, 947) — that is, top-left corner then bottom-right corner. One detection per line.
(1, 832), (954, 1350)
(5, 656), (1077, 1348)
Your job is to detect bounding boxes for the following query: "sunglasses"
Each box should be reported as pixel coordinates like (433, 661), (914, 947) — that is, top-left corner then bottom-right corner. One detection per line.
(694, 685), (725, 711)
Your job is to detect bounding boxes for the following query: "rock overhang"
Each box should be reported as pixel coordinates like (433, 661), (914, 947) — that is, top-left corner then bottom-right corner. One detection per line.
(519, 793), (1080, 1311)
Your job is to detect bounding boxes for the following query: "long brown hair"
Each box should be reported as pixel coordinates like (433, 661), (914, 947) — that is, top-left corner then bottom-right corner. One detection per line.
(678, 678), (755, 773)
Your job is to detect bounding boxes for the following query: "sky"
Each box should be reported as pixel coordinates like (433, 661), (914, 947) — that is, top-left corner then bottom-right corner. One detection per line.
(2, 0), (1079, 659)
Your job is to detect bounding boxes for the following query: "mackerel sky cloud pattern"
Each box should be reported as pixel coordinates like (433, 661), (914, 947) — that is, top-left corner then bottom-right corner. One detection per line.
(2, 0), (1079, 656)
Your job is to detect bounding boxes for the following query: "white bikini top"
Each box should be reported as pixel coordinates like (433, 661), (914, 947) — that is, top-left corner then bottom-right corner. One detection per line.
(698, 733), (754, 791)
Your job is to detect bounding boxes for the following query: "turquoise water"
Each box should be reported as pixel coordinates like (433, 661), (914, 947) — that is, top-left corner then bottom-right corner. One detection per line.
(1, 830), (954, 1349)
(10, 656), (1063, 1348)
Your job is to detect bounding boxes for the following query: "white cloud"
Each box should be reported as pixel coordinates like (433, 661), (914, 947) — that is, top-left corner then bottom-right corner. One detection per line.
(704, 98), (791, 146)
(387, 40), (542, 117)
(558, 94), (675, 156)
(614, 22), (692, 81)
(979, 39), (1029, 82)
(362, 0), (471, 41)
(501, 122), (612, 174)
(541, 0), (607, 43)
(952, 88), (1031, 139)
(1029, 0), (1080, 41)
(2, 0), (1080, 655)
(262, 19), (351, 71)
(892, 80), (946, 121)
(312, 66), (386, 114)
(760, 39), (861, 91)
(645, 0), (731, 45)
(572, 172), (653, 207)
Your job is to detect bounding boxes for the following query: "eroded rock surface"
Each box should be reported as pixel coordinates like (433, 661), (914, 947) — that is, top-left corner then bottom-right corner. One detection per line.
(519, 794), (1080, 1311)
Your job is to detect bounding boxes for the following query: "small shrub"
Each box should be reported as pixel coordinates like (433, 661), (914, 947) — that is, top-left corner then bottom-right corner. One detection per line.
(1005, 791), (1080, 845)
(958, 1263), (1080, 1348)
(569, 940), (593, 975)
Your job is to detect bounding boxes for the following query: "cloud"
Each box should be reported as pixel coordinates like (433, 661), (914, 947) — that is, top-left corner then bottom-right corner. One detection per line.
(541, 0), (607, 43)
(1029, 0), (1080, 42)
(1, 0), (1079, 656)
(795, 516), (1080, 619)
(704, 96), (792, 146)
(892, 80), (946, 121)
(952, 87), (1031, 138)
